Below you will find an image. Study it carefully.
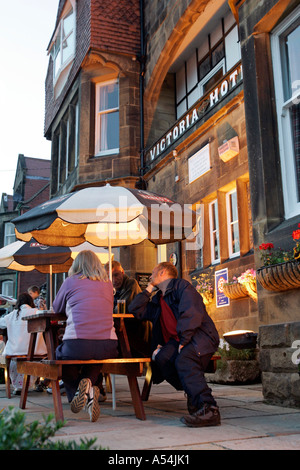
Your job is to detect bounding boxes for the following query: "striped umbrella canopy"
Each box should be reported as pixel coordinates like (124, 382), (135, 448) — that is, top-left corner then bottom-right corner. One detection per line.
(12, 184), (198, 278)
(0, 239), (110, 273)
(0, 239), (110, 306)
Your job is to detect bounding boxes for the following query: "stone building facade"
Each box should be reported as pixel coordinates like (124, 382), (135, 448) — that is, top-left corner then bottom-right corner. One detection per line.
(44, 0), (299, 336)
(45, 0), (142, 196)
(141, 0), (256, 335)
(44, 0), (157, 280)
(235, 0), (300, 327)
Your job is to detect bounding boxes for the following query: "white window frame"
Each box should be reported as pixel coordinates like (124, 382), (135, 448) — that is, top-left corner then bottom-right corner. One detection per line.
(271, 6), (300, 219)
(95, 79), (119, 156)
(4, 222), (16, 246)
(2, 280), (14, 298)
(209, 199), (220, 264)
(199, 59), (225, 98)
(50, 1), (76, 85)
(75, 101), (80, 167)
(226, 189), (240, 258)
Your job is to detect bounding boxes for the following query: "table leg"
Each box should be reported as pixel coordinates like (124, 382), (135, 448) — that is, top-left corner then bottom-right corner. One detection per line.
(19, 332), (37, 410)
(19, 374), (31, 410)
(141, 362), (152, 401)
(44, 329), (56, 360)
(127, 376), (146, 420)
(51, 379), (64, 422)
(5, 358), (11, 399)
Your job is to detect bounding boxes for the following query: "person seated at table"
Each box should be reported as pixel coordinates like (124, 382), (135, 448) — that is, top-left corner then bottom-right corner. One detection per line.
(28, 285), (46, 310)
(128, 261), (221, 428)
(0, 292), (47, 395)
(105, 260), (152, 358)
(52, 250), (118, 422)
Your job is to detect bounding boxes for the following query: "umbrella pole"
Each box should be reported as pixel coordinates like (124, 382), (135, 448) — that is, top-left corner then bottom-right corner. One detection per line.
(107, 224), (116, 408)
(108, 224), (112, 281)
(50, 265), (53, 310)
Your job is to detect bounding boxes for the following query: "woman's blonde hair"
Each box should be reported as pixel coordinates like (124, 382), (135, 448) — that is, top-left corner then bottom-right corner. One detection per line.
(68, 250), (108, 281)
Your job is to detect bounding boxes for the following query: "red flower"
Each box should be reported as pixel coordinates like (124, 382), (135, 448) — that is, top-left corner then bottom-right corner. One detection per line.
(293, 229), (300, 240)
(259, 243), (274, 250)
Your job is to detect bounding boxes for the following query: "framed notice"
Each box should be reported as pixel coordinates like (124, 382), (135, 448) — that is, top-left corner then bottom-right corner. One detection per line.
(188, 143), (211, 184)
(136, 273), (151, 291)
(215, 268), (230, 308)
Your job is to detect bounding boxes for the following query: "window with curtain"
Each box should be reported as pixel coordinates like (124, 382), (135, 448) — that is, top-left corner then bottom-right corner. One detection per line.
(95, 80), (119, 156)
(209, 199), (220, 264)
(227, 189), (240, 257)
(271, 8), (300, 218)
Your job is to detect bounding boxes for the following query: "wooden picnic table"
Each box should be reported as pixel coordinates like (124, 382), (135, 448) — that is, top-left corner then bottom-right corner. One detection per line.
(17, 311), (150, 422)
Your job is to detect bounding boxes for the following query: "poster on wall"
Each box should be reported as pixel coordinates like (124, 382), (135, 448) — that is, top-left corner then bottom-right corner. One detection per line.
(188, 143), (211, 184)
(215, 268), (230, 308)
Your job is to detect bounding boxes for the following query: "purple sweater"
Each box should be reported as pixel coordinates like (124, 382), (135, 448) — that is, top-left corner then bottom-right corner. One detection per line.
(53, 275), (117, 341)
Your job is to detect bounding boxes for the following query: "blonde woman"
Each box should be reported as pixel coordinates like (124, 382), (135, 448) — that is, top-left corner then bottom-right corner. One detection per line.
(53, 250), (118, 422)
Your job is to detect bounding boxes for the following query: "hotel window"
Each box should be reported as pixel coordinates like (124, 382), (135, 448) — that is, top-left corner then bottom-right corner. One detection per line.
(51, 96), (79, 194)
(95, 80), (119, 156)
(227, 189), (240, 257)
(271, 8), (300, 219)
(4, 222), (16, 246)
(209, 199), (220, 264)
(50, 2), (75, 84)
(175, 10), (241, 118)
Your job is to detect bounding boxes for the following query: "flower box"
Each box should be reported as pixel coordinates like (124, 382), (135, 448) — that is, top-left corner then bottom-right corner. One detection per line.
(257, 260), (300, 292)
(222, 283), (248, 299)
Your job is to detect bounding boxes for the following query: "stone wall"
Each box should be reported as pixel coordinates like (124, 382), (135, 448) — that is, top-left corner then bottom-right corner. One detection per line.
(259, 321), (300, 408)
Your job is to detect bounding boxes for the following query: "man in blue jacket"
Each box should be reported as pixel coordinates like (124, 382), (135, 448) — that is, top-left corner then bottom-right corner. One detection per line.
(128, 261), (220, 427)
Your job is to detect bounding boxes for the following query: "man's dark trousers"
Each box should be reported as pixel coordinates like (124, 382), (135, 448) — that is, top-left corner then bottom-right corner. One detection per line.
(154, 338), (217, 410)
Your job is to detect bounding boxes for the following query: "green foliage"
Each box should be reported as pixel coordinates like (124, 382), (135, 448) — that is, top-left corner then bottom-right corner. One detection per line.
(216, 342), (256, 371)
(218, 342), (256, 361)
(0, 407), (107, 450)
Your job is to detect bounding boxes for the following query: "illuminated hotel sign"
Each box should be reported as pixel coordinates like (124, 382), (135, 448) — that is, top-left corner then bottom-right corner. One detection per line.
(147, 64), (243, 162)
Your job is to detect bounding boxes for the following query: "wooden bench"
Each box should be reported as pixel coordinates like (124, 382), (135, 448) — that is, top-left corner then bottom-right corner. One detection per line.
(18, 357), (151, 422)
(16, 312), (221, 423)
(17, 354), (220, 421)
(0, 328), (46, 398)
(0, 354), (47, 398)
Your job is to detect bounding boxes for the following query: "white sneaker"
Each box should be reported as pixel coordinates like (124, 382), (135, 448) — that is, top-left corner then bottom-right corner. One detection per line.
(70, 378), (91, 414)
(46, 380), (66, 395)
(86, 385), (100, 422)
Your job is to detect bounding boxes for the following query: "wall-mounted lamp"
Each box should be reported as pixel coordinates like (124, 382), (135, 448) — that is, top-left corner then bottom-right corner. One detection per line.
(173, 149), (179, 161)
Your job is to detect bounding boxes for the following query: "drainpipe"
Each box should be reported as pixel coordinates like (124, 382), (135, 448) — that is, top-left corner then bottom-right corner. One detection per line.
(139, 0), (145, 176)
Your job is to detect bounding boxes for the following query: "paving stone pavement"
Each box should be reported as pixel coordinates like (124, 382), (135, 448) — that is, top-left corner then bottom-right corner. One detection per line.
(0, 376), (300, 454)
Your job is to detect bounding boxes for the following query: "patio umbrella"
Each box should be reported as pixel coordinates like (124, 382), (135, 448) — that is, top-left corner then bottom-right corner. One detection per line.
(12, 184), (198, 279)
(0, 295), (16, 306)
(0, 239), (110, 306)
